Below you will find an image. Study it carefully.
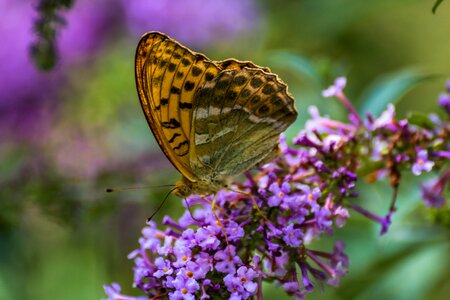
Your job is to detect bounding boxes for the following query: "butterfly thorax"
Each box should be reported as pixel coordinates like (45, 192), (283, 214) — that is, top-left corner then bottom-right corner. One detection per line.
(174, 176), (228, 198)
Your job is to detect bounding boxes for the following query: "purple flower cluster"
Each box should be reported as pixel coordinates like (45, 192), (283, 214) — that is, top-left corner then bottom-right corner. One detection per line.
(105, 78), (449, 299)
(105, 186), (349, 300)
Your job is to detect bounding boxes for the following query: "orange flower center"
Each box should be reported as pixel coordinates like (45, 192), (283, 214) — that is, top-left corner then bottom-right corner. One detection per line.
(278, 191), (284, 197)
(308, 193), (313, 200)
(163, 267), (169, 272)
(186, 271), (194, 278)
(182, 255), (188, 261)
(181, 288), (188, 294)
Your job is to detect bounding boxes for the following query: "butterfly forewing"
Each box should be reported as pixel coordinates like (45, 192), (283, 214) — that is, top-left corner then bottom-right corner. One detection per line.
(135, 32), (221, 181)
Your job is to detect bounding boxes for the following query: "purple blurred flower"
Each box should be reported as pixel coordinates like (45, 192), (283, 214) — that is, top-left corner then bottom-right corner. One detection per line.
(58, 0), (120, 63)
(322, 76), (362, 126)
(282, 224), (304, 247)
(322, 77), (347, 98)
(267, 181), (291, 207)
(103, 283), (147, 300)
(0, 1), (56, 141)
(153, 257), (174, 278)
(214, 245), (243, 273)
(224, 266), (258, 299)
(168, 273), (200, 300)
(421, 168), (449, 208)
(348, 202), (394, 235)
(437, 80), (450, 114)
(412, 149), (434, 176)
(438, 93), (450, 114)
(121, 0), (260, 46)
(0, 0), (119, 143)
(366, 104), (396, 131)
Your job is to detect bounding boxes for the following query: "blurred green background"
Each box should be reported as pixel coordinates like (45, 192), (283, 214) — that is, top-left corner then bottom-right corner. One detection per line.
(1, 0), (449, 299)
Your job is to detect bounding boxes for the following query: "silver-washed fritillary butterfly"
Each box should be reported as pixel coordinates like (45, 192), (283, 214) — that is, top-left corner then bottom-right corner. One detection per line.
(135, 32), (297, 197)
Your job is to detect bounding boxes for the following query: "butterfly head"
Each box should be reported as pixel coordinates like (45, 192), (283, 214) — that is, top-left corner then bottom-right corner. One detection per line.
(174, 176), (228, 198)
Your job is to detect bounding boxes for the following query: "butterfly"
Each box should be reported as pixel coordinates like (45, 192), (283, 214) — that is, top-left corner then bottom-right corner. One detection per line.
(135, 32), (297, 198)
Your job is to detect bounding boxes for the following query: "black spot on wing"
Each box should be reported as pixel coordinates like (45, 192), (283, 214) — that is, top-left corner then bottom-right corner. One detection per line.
(181, 58), (191, 66)
(168, 63), (176, 72)
(159, 60), (167, 68)
(233, 75), (247, 86)
(241, 89), (251, 98)
(216, 78), (231, 90)
(173, 140), (189, 150)
(170, 87), (181, 94)
(250, 95), (260, 104)
(161, 118), (181, 129)
(258, 105), (270, 115)
(184, 81), (195, 91)
(220, 60), (233, 69)
(250, 77), (263, 88)
(179, 102), (193, 109)
(205, 72), (214, 81)
(191, 66), (202, 76)
(225, 90), (238, 103)
(168, 133), (181, 143)
(262, 84), (276, 95)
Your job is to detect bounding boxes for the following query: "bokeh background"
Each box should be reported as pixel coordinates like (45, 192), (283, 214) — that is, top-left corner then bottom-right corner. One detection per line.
(1, 0), (449, 299)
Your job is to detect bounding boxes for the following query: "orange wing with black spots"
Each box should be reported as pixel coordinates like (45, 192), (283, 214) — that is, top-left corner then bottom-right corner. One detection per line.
(136, 32), (297, 191)
(135, 32), (221, 181)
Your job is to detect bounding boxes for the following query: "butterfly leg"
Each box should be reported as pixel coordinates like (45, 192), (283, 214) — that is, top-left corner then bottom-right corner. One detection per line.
(209, 193), (232, 255)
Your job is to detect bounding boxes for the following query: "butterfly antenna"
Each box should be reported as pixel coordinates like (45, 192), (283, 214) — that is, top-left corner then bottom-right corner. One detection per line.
(147, 187), (177, 222)
(106, 184), (175, 193)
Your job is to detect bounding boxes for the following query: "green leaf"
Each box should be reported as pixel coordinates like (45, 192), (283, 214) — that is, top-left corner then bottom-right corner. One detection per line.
(407, 112), (437, 130)
(432, 0), (445, 14)
(358, 69), (433, 117)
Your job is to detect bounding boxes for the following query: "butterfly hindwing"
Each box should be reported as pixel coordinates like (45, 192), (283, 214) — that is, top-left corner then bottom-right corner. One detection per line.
(190, 67), (297, 180)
